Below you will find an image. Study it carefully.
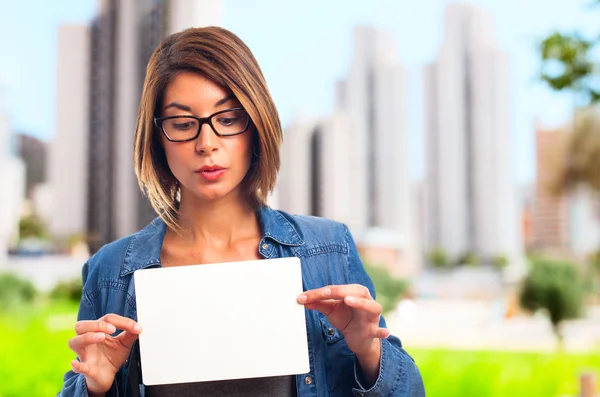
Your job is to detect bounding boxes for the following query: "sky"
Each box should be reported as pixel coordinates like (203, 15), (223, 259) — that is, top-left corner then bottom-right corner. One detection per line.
(0, 0), (598, 184)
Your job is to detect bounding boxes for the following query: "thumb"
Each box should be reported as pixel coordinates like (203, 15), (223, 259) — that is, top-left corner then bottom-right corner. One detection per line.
(115, 330), (140, 350)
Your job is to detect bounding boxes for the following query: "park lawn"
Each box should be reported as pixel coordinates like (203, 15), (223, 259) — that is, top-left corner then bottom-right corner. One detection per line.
(410, 347), (600, 397)
(0, 301), (599, 397)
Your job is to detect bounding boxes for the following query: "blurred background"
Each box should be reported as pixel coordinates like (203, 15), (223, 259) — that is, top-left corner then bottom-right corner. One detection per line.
(1, 0), (600, 396)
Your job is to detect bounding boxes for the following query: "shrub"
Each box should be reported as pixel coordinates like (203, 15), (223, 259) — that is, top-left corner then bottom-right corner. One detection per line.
(519, 258), (584, 347)
(491, 254), (508, 270)
(0, 272), (37, 312)
(50, 278), (83, 303)
(364, 263), (408, 313)
(427, 248), (451, 269)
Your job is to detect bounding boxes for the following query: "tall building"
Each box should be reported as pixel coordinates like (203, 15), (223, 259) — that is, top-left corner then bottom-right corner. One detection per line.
(86, 0), (221, 252)
(531, 123), (569, 251)
(0, 89), (26, 264)
(531, 120), (600, 257)
(279, 112), (352, 223)
(49, 24), (90, 242)
(424, 4), (523, 265)
(16, 133), (47, 198)
(278, 26), (420, 276)
(335, 26), (410, 234)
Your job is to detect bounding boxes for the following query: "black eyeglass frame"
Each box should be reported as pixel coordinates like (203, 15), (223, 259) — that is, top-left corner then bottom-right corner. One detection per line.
(153, 107), (251, 142)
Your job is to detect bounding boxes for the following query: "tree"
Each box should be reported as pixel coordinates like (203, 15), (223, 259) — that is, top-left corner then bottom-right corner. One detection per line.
(427, 248), (451, 269)
(519, 259), (584, 348)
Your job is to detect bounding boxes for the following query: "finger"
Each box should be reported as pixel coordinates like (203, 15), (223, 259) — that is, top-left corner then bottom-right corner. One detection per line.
(377, 327), (391, 339)
(75, 320), (117, 336)
(100, 314), (142, 335)
(298, 284), (371, 303)
(71, 359), (93, 376)
(68, 332), (106, 355)
(115, 330), (141, 350)
(344, 296), (382, 321)
(303, 300), (339, 316)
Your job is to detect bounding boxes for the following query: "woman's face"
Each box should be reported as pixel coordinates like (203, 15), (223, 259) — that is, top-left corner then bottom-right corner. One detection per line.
(158, 71), (254, 205)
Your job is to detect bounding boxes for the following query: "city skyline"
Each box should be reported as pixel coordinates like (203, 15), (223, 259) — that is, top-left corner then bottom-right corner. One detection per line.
(1, 0), (597, 185)
(424, 4), (523, 263)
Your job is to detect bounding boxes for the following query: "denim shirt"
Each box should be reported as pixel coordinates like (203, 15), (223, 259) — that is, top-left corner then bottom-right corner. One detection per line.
(58, 207), (425, 397)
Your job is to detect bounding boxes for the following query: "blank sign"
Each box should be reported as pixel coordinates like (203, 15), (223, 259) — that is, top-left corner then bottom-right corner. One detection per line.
(133, 257), (310, 386)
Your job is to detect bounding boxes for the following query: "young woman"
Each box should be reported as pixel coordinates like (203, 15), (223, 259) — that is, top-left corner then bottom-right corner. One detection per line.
(59, 26), (425, 397)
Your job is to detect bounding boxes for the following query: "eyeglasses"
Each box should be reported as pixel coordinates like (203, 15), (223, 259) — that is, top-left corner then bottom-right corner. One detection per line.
(154, 108), (251, 142)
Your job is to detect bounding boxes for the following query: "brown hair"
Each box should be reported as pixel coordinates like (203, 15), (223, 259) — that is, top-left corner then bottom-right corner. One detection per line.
(133, 26), (282, 230)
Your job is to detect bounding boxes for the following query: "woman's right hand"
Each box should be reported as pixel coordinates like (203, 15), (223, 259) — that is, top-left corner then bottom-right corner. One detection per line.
(68, 314), (143, 396)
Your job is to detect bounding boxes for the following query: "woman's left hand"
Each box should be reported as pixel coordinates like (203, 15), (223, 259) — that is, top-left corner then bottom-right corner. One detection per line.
(297, 284), (389, 359)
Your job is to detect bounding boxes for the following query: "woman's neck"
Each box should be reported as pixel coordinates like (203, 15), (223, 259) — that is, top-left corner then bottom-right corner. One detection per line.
(173, 190), (261, 249)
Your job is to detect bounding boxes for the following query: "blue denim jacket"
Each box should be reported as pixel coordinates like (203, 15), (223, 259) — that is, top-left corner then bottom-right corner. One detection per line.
(59, 207), (425, 397)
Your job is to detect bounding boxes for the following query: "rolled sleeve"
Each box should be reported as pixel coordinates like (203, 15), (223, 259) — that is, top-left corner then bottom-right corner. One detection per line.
(352, 338), (425, 397)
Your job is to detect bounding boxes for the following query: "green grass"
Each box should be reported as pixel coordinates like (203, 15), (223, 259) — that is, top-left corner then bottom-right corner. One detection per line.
(0, 300), (78, 397)
(410, 348), (600, 397)
(0, 301), (599, 396)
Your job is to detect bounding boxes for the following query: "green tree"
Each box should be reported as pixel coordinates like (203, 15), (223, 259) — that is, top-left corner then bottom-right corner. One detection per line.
(18, 213), (48, 240)
(363, 263), (408, 314)
(519, 259), (584, 348)
(427, 248), (451, 269)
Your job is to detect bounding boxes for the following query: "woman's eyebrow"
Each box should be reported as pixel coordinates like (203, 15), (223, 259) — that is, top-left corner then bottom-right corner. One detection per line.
(163, 102), (191, 112)
(214, 94), (237, 107)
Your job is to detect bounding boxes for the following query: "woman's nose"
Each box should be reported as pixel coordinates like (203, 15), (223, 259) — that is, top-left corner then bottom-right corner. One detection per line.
(195, 122), (219, 154)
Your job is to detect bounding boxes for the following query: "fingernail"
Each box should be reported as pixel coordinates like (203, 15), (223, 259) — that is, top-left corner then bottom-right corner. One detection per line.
(107, 324), (116, 333)
(323, 288), (331, 297)
(346, 296), (356, 304)
(134, 324), (143, 332)
(298, 294), (307, 303)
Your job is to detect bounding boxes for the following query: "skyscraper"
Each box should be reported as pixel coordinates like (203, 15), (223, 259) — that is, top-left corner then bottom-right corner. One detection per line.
(85, 0), (221, 252)
(336, 26), (410, 234)
(278, 111), (352, 223)
(424, 4), (523, 265)
(531, 122), (569, 251)
(49, 24), (90, 241)
(0, 89), (26, 264)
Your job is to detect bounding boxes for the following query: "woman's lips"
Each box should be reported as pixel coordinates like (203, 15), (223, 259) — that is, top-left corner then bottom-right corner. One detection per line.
(196, 168), (226, 181)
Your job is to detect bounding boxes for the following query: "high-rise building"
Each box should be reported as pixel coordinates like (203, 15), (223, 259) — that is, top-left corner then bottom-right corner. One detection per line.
(531, 120), (600, 257)
(531, 123), (569, 251)
(16, 133), (47, 198)
(0, 90), (26, 264)
(49, 24), (90, 242)
(336, 26), (410, 234)
(424, 4), (523, 265)
(86, 0), (221, 252)
(279, 112), (352, 223)
(278, 26), (420, 276)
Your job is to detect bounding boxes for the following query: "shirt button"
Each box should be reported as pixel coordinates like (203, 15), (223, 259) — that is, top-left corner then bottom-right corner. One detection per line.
(262, 243), (269, 250)
(327, 328), (334, 336)
(304, 375), (313, 385)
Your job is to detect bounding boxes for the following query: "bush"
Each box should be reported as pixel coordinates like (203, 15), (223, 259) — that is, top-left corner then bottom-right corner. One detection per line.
(519, 259), (584, 346)
(0, 272), (37, 312)
(50, 278), (83, 303)
(491, 254), (508, 270)
(427, 248), (450, 269)
(19, 213), (49, 240)
(364, 263), (408, 313)
(457, 251), (479, 267)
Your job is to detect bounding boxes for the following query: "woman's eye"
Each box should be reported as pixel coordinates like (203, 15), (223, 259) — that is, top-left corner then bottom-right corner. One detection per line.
(218, 118), (237, 126)
(173, 122), (194, 130)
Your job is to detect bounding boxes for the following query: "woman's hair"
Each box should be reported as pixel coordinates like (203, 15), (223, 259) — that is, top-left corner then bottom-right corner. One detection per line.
(133, 26), (282, 230)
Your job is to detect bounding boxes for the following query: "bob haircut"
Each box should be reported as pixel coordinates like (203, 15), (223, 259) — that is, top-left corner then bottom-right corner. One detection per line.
(133, 26), (282, 230)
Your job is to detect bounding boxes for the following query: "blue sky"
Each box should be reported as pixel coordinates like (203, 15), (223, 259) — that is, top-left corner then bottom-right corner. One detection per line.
(0, 0), (598, 184)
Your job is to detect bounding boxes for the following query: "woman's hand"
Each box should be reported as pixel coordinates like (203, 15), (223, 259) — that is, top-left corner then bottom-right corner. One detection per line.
(68, 314), (142, 396)
(298, 284), (387, 384)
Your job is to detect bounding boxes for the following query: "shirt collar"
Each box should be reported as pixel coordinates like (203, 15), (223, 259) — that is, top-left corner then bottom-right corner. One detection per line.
(120, 206), (304, 276)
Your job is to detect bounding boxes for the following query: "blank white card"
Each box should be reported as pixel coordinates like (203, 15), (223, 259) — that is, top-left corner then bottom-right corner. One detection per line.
(133, 257), (310, 386)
